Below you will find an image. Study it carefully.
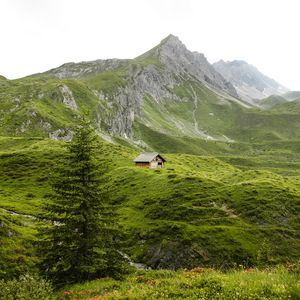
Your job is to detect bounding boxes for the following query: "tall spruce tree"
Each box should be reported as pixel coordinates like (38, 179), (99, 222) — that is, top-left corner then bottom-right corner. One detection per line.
(38, 118), (126, 284)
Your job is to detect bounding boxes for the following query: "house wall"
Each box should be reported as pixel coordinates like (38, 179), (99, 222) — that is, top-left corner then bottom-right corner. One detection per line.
(156, 157), (164, 168)
(135, 162), (150, 168)
(150, 157), (164, 168)
(150, 160), (158, 168)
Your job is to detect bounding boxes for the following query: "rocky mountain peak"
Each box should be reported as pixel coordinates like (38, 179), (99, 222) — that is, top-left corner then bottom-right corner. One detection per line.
(137, 34), (188, 61)
(145, 35), (238, 98)
(159, 34), (186, 51)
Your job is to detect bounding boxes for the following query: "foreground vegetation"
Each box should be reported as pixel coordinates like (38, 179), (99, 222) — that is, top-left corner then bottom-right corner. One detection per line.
(1, 267), (299, 299)
(55, 267), (300, 299)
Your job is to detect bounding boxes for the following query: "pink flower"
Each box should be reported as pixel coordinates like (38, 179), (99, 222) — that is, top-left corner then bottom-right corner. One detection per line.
(63, 291), (71, 295)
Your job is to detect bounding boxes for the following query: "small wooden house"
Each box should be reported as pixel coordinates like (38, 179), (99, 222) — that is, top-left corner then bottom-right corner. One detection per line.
(133, 152), (166, 169)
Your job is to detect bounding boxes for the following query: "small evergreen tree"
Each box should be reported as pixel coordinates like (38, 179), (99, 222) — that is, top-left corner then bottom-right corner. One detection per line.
(38, 118), (126, 284)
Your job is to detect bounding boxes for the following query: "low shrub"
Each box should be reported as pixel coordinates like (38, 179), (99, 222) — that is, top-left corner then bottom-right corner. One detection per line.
(0, 274), (53, 300)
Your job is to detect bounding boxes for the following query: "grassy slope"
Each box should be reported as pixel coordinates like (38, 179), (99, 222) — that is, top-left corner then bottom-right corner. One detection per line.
(260, 95), (287, 109)
(0, 76), (115, 137)
(0, 136), (135, 279)
(0, 136), (299, 279)
(0, 209), (38, 279)
(282, 91), (300, 101)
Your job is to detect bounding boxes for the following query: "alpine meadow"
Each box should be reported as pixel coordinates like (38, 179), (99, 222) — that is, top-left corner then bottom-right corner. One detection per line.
(0, 33), (300, 299)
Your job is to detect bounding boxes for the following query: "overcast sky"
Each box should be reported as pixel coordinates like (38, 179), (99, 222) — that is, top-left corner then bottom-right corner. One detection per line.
(0, 0), (299, 90)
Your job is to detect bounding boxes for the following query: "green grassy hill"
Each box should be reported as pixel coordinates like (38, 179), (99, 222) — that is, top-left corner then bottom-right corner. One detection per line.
(0, 77), (103, 137)
(0, 136), (299, 279)
(259, 95), (287, 109)
(282, 91), (300, 101)
(270, 99), (300, 113)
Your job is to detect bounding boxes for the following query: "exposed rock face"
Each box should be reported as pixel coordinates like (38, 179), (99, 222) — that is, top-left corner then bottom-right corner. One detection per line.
(16, 119), (32, 134)
(213, 60), (289, 104)
(59, 85), (77, 110)
(99, 60), (181, 138)
(93, 68), (175, 138)
(49, 129), (73, 141)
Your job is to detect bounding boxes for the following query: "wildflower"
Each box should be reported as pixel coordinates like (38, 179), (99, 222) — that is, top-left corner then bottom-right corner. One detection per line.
(63, 291), (71, 295)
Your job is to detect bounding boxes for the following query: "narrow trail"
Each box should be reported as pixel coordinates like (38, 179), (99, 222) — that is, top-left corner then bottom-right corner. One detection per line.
(1, 207), (36, 220)
(190, 84), (200, 134)
(189, 84), (214, 140)
(1, 208), (64, 226)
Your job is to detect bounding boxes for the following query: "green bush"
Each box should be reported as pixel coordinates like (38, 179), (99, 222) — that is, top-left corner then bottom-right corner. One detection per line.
(0, 274), (53, 300)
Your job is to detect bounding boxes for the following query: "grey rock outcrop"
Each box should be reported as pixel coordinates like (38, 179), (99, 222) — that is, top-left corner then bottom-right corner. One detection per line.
(59, 85), (77, 110)
(97, 59), (180, 138)
(49, 129), (73, 141)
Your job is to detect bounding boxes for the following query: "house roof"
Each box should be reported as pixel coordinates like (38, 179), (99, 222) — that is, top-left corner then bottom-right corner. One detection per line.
(133, 152), (166, 163)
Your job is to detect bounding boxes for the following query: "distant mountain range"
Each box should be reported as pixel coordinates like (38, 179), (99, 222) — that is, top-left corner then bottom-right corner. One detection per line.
(0, 34), (299, 150)
(213, 60), (289, 104)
